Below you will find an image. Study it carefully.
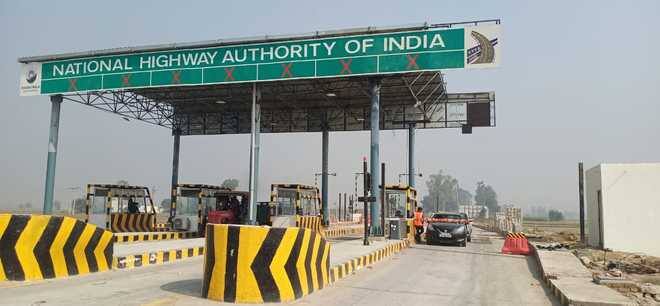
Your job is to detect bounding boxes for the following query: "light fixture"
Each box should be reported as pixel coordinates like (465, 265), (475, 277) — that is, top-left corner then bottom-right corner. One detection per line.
(325, 93), (336, 97)
(215, 100), (227, 104)
(356, 118), (365, 121)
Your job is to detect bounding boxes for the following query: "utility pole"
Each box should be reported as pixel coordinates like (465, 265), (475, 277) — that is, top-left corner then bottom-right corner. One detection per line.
(362, 157), (370, 245)
(578, 162), (585, 243)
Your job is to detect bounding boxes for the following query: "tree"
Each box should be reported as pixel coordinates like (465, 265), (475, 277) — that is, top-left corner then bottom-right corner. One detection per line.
(457, 188), (473, 206)
(54, 200), (62, 212)
(420, 170), (460, 213)
(116, 180), (129, 186)
(160, 198), (171, 213)
(478, 206), (487, 219)
(220, 178), (239, 190)
(548, 209), (564, 221)
(474, 181), (498, 213)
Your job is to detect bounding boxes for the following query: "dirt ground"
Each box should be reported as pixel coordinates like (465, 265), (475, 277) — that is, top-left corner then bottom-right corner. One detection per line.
(522, 221), (660, 304)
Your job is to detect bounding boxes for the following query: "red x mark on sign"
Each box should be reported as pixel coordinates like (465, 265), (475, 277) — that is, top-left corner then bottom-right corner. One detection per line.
(121, 74), (131, 86)
(224, 67), (235, 81)
(281, 63), (293, 78)
(171, 71), (181, 84)
(406, 54), (420, 70)
(340, 58), (352, 74)
(68, 78), (78, 91)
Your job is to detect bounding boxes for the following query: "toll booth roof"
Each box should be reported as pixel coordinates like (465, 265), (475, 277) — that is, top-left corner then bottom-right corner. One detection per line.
(273, 184), (318, 190)
(88, 184), (149, 190)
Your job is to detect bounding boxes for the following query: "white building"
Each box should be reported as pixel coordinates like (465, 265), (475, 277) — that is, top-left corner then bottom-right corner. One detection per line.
(585, 163), (660, 257)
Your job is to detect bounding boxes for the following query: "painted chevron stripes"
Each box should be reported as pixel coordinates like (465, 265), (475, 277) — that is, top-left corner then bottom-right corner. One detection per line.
(202, 224), (330, 303)
(110, 213), (155, 232)
(113, 246), (204, 269)
(114, 231), (197, 244)
(0, 214), (113, 281)
(295, 215), (324, 236)
(329, 239), (410, 283)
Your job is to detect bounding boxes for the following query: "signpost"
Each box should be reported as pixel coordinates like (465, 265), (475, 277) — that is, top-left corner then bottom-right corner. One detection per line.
(20, 24), (500, 96)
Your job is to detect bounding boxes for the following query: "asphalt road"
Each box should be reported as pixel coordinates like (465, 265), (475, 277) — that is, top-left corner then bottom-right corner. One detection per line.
(291, 228), (560, 306)
(0, 228), (558, 306)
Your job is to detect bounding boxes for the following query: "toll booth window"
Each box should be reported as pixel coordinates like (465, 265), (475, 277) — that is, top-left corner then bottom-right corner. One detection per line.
(178, 197), (198, 215)
(276, 189), (296, 216)
(386, 190), (406, 218)
(301, 198), (316, 216)
(91, 196), (107, 214)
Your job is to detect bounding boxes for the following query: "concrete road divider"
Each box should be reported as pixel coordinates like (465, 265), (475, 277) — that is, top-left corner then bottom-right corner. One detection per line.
(113, 246), (204, 269)
(0, 214), (113, 281)
(114, 231), (197, 244)
(202, 224), (330, 303)
(329, 239), (410, 283)
(324, 225), (363, 238)
(110, 213), (155, 232)
(295, 215), (324, 236)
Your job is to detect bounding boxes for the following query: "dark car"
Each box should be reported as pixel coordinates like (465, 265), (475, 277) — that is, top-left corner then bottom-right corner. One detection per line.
(459, 212), (473, 242)
(425, 213), (468, 247)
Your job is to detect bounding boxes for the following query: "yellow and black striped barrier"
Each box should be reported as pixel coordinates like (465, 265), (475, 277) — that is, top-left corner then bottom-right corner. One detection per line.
(202, 224), (330, 303)
(295, 215), (324, 236)
(329, 239), (409, 283)
(113, 231), (197, 244)
(154, 223), (170, 232)
(113, 246), (204, 269)
(324, 225), (363, 238)
(506, 232), (527, 239)
(0, 214), (113, 281)
(110, 213), (155, 232)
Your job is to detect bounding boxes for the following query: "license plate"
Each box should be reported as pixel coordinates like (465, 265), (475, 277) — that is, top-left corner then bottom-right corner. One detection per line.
(438, 232), (452, 238)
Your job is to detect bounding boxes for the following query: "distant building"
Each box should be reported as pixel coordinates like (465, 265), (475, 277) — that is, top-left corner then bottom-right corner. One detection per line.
(585, 163), (660, 257)
(459, 205), (488, 219)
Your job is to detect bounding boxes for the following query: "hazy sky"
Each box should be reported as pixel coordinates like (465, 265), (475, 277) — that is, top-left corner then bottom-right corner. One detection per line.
(1, 1), (658, 214)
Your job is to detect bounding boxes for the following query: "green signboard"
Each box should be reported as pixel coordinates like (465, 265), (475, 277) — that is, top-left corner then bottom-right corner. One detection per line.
(19, 25), (500, 96)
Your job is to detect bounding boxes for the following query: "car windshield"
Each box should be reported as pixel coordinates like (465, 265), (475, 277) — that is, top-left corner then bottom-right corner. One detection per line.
(431, 213), (462, 220)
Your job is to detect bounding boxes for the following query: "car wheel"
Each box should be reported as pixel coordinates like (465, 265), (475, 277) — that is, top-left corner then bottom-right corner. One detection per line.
(467, 236), (472, 242)
(461, 240), (467, 247)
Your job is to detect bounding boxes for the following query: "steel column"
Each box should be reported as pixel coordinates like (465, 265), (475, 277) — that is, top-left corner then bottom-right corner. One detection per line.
(254, 103), (261, 209)
(408, 124), (416, 188)
(321, 127), (329, 225)
(43, 95), (62, 214)
(248, 83), (259, 224)
(168, 130), (180, 222)
(369, 78), (382, 235)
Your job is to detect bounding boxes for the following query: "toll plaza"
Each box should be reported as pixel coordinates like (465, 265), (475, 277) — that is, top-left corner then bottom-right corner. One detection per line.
(8, 20), (501, 303)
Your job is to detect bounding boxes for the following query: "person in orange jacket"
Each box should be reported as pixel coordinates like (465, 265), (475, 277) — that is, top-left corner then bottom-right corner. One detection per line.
(413, 207), (424, 243)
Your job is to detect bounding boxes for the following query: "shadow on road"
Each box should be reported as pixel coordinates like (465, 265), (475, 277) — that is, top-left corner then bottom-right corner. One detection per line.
(160, 278), (203, 298)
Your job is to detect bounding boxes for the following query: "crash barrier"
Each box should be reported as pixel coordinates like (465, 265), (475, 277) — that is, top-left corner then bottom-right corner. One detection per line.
(113, 246), (204, 269)
(113, 231), (197, 244)
(0, 214), (113, 281)
(154, 223), (171, 231)
(202, 224), (330, 303)
(501, 232), (531, 255)
(110, 213), (155, 232)
(329, 239), (410, 283)
(324, 225), (363, 238)
(295, 215), (324, 236)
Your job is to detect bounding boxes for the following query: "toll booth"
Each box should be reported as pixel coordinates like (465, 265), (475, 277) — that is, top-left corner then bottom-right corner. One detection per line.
(384, 184), (418, 239)
(85, 184), (156, 232)
(270, 184), (322, 229)
(170, 184), (250, 235)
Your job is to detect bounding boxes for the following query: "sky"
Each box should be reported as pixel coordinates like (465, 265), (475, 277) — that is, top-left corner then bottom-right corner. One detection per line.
(1, 0), (659, 215)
